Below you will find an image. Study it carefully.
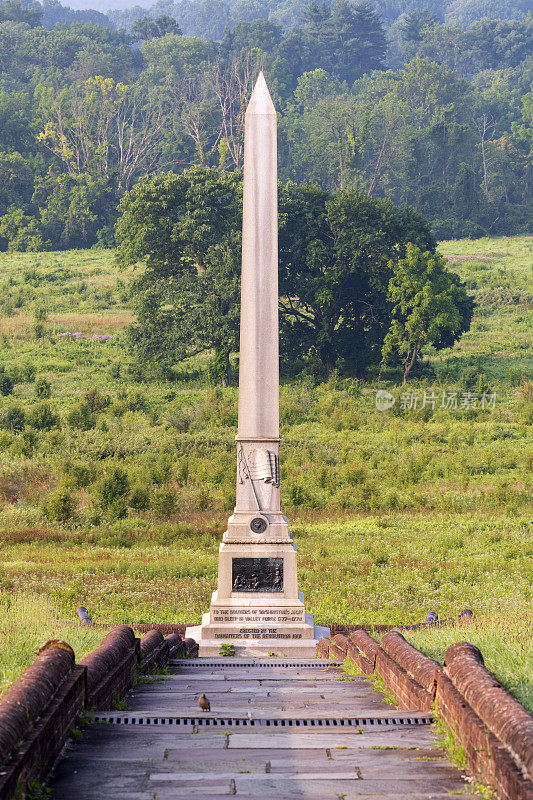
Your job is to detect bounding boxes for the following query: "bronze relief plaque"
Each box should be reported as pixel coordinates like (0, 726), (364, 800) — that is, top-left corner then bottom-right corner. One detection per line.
(232, 557), (283, 592)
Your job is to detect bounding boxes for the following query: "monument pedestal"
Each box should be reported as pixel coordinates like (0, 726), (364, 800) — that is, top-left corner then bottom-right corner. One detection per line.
(186, 522), (328, 657)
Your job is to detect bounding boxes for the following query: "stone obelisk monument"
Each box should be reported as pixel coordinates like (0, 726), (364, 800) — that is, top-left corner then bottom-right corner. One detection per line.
(187, 74), (328, 657)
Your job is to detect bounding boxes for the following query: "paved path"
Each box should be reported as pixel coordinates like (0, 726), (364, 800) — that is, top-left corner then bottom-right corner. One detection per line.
(51, 658), (472, 799)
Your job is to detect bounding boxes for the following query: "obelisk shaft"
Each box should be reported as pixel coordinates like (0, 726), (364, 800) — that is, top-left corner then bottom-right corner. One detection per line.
(238, 73), (279, 441)
(185, 72), (328, 654)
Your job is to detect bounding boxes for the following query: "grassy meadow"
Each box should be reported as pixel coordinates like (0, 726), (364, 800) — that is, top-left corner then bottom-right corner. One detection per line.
(0, 236), (531, 706)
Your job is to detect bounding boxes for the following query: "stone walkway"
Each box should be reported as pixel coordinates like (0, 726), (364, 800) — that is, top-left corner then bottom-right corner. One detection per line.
(51, 658), (472, 799)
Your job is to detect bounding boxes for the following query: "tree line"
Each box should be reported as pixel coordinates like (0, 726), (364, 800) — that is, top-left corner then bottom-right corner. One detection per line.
(0, 0), (531, 250)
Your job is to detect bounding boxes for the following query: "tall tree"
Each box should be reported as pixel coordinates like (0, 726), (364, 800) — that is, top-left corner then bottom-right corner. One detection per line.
(132, 14), (182, 41)
(381, 243), (474, 383)
(116, 171), (440, 381)
(115, 167), (242, 384)
(0, 0), (41, 27)
(278, 185), (436, 377)
(303, 0), (386, 84)
(283, 70), (358, 189)
(36, 76), (170, 192)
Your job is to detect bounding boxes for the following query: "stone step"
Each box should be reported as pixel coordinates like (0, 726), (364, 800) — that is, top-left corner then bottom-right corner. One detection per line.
(165, 669), (344, 684)
(133, 680), (371, 694)
(197, 639), (321, 658)
(171, 659), (341, 666)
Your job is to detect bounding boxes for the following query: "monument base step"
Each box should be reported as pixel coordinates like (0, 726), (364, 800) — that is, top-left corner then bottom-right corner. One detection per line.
(185, 625), (329, 658)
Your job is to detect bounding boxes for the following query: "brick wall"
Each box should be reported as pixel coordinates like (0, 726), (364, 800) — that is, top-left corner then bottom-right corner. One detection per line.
(0, 626), (188, 800)
(317, 631), (533, 800)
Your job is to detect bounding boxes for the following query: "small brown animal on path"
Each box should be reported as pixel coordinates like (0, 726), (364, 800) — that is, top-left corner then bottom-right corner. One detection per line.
(198, 693), (210, 712)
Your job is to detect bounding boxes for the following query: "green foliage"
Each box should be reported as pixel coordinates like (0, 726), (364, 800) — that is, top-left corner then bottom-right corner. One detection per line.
(151, 489), (178, 518)
(0, 0), (42, 27)
(0, 0), (528, 251)
(67, 401), (96, 430)
(41, 485), (77, 522)
(118, 174), (441, 380)
(279, 186), (436, 376)
(406, 611), (533, 713)
(0, 209), (49, 253)
(27, 402), (59, 431)
(445, 0), (530, 27)
(23, 781), (53, 800)
(97, 467), (130, 509)
(460, 364), (488, 392)
(116, 167), (242, 384)
(132, 14), (182, 40)
(62, 461), (96, 489)
(129, 486), (151, 510)
(219, 642), (236, 656)
(381, 244), (473, 382)
(0, 239), (530, 716)
(370, 672), (399, 706)
(0, 370), (13, 396)
(299, 0), (387, 84)
(35, 377), (51, 398)
(0, 403), (25, 432)
(84, 388), (111, 412)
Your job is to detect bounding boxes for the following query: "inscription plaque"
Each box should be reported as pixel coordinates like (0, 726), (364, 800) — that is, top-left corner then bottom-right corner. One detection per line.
(232, 557), (283, 592)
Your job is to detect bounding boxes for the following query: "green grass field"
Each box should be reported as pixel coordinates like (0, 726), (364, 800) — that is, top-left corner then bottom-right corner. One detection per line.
(0, 236), (531, 707)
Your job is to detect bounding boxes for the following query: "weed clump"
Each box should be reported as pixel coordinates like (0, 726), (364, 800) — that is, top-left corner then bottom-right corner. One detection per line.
(0, 404), (25, 432)
(129, 486), (150, 510)
(27, 403), (59, 431)
(41, 486), (77, 522)
(97, 467), (130, 509)
(0, 370), (13, 396)
(35, 378), (51, 398)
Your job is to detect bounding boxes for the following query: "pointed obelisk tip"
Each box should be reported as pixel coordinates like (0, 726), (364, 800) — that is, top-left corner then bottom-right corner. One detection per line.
(246, 71), (276, 116)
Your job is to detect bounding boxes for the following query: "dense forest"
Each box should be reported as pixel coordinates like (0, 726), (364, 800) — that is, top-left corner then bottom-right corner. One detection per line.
(0, 0), (531, 251)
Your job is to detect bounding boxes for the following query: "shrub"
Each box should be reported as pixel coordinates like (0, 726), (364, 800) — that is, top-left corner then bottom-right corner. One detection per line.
(129, 486), (150, 510)
(35, 377), (51, 398)
(0, 372), (13, 396)
(97, 467), (130, 508)
(112, 389), (147, 416)
(92, 528), (131, 547)
(175, 460), (189, 486)
(84, 388), (110, 412)
(166, 407), (199, 432)
(27, 403), (59, 431)
(10, 429), (37, 457)
(151, 489), (178, 517)
(42, 486), (77, 522)
(0, 405), (26, 432)
(34, 323), (45, 339)
(62, 461), (96, 489)
(108, 498), (128, 520)
(519, 400), (533, 425)
(67, 402), (95, 430)
(108, 362), (121, 379)
(287, 483), (307, 507)
(126, 363), (145, 382)
(460, 364), (487, 392)
(149, 455), (173, 486)
(507, 367), (524, 386)
(0, 566), (14, 590)
(13, 363), (37, 383)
